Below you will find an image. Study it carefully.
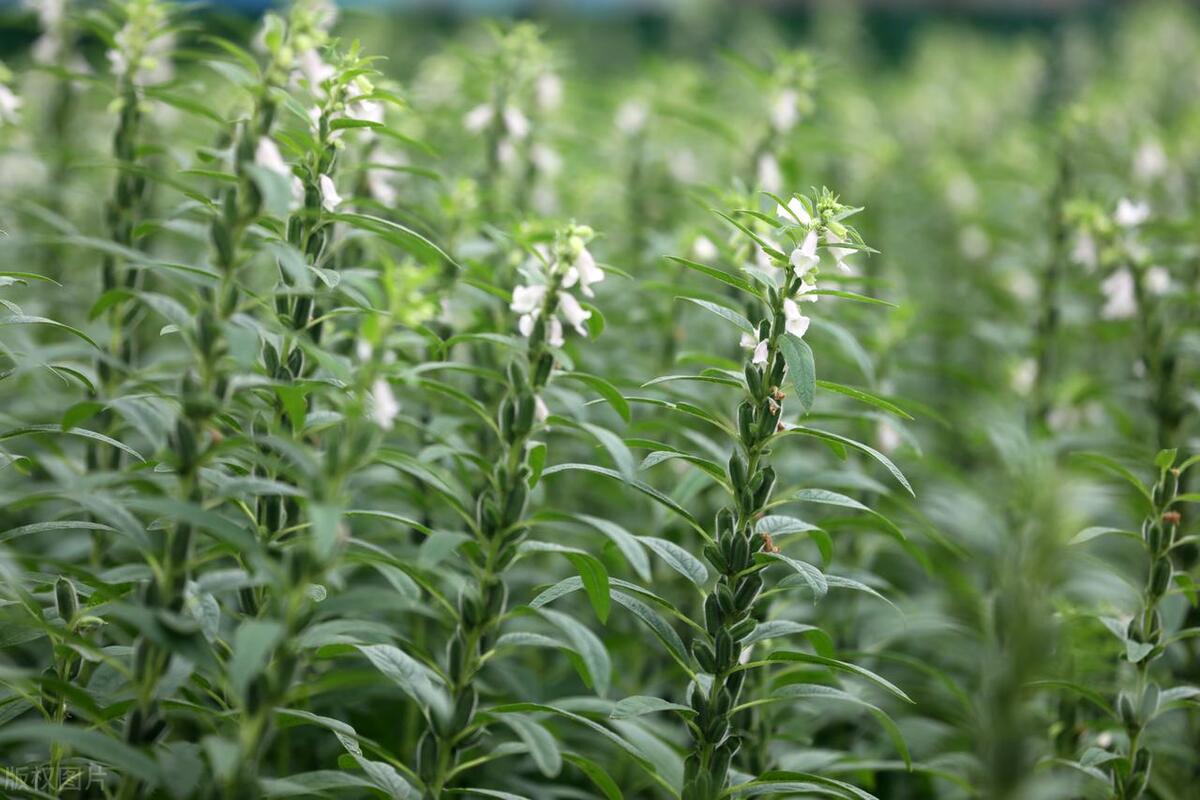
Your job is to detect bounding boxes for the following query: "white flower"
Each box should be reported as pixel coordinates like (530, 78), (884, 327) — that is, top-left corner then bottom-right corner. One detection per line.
(1012, 358), (1037, 396)
(741, 333), (769, 364)
(546, 315), (564, 348)
(1114, 198), (1150, 228)
(298, 49), (334, 90)
(355, 339), (373, 361)
(503, 106), (530, 140)
(534, 395), (550, 422)
(877, 419), (901, 455)
(0, 85), (22, 125)
(464, 104), (493, 133)
(370, 377), (400, 429)
(1133, 140), (1167, 183)
(825, 230), (856, 272)
(557, 290), (591, 335)
(255, 137), (290, 177)
(318, 174), (342, 212)
(957, 225), (989, 262)
(536, 72), (563, 110)
(770, 88), (800, 132)
(530, 143), (562, 176)
(790, 230), (819, 277)
(757, 153), (782, 193)
(1070, 231), (1098, 271)
(572, 247), (605, 297)
(1101, 269), (1137, 320)
(366, 151), (404, 207)
(783, 298), (810, 338)
(1145, 265), (1170, 295)
(692, 236), (718, 262)
(776, 197), (811, 226)
(511, 284), (547, 315)
(615, 100), (648, 135)
(497, 138), (518, 168)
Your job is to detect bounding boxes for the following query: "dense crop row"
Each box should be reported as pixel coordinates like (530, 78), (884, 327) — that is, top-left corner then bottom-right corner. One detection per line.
(0, 1), (1197, 799)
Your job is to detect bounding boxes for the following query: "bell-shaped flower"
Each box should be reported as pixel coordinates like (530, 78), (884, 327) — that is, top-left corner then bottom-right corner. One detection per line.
(1145, 265), (1170, 295)
(740, 332), (769, 365)
(824, 230), (855, 273)
(776, 196), (811, 226)
(1101, 269), (1137, 320)
(370, 377), (400, 430)
(510, 283), (547, 316)
(534, 395), (550, 422)
(0, 84), (21, 125)
(790, 229), (819, 277)
(1114, 198), (1150, 228)
(770, 88), (800, 132)
(545, 315), (564, 348)
(319, 174), (342, 212)
(255, 137), (289, 177)
(557, 290), (591, 336)
(573, 247), (605, 297)
(298, 49), (335, 91)
(757, 153), (782, 193)
(503, 106), (530, 140)
(783, 298), (810, 338)
(464, 104), (493, 134)
(615, 100), (648, 135)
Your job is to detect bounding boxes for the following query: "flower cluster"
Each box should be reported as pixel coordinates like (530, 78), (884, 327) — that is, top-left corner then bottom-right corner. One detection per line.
(106, 0), (174, 86)
(510, 223), (604, 348)
(740, 190), (864, 362)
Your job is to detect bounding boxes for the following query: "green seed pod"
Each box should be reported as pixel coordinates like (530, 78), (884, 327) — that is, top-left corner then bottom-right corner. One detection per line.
(734, 573), (763, 612)
(446, 634), (467, 683)
(507, 360), (528, 390)
(759, 398), (782, 437)
(724, 670), (746, 699)
(716, 582), (736, 614)
(1149, 558), (1172, 598)
(534, 352), (554, 386)
(715, 508), (735, 538)
(515, 393), (535, 437)
(770, 356), (786, 386)
(728, 618), (757, 642)
(737, 401), (755, 443)
(211, 218), (235, 270)
(704, 715), (729, 742)
(729, 534), (750, 573)
(498, 397), (515, 441)
(416, 732), (439, 784)
(715, 629), (734, 671)
(692, 640), (716, 673)
(744, 363), (762, 398)
(170, 523), (193, 571)
(503, 480), (529, 526)
(1119, 692), (1137, 729)
(752, 466), (776, 509)
(1147, 522), (1165, 553)
(704, 594), (722, 635)
(728, 451), (747, 489)
(125, 707), (145, 744)
(55, 576), (79, 624)
(452, 686), (479, 729)
(683, 755), (700, 786)
(703, 544), (728, 573)
(709, 747), (733, 785)
(286, 342), (305, 377)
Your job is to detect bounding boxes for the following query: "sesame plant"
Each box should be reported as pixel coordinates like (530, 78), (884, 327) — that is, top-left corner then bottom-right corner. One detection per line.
(1, 1), (1200, 799)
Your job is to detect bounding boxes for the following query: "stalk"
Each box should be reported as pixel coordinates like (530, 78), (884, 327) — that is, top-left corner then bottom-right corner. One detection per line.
(1110, 456), (1185, 799)
(418, 230), (591, 798)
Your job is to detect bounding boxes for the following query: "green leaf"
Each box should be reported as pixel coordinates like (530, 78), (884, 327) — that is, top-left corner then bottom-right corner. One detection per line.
(228, 620), (285, 699)
(561, 372), (631, 423)
(664, 256), (757, 295)
(782, 428), (915, 497)
(540, 608), (611, 696)
(816, 380), (913, 420)
(0, 314), (98, 347)
(760, 651), (912, 703)
(779, 333), (816, 415)
(677, 296), (755, 334)
(760, 684), (910, 768)
(562, 753), (623, 800)
(638, 536), (709, 586)
(541, 463), (703, 534)
(610, 696), (692, 719)
(520, 540), (612, 623)
(499, 714), (562, 778)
